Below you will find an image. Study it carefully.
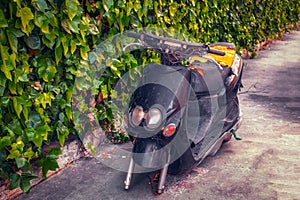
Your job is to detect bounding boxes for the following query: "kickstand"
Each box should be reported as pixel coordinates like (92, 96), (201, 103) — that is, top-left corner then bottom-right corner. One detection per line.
(231, 129), (242, 140)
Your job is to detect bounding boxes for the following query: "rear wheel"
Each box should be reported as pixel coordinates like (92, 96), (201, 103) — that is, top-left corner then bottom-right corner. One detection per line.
(168, 146), (198, 175)
(171, 131), (231, 175)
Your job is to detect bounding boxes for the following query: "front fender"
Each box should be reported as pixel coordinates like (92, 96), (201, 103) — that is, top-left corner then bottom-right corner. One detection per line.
(132, 138), (169, 169)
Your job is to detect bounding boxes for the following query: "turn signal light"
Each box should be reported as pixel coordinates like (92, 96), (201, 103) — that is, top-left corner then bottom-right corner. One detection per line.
(163, 123), (176, 137)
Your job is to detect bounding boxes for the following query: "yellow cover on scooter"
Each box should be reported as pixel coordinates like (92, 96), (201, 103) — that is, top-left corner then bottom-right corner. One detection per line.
(208, 45), (236, 67)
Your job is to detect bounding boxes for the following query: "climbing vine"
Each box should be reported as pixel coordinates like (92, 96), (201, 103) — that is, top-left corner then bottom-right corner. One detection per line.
(0, 0), (299, 193)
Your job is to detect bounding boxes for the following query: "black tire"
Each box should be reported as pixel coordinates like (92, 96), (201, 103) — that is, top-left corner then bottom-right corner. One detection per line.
(168, 146), (198, 175)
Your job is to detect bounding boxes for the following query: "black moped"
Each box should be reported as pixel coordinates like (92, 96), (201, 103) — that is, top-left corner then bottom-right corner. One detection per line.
(122, 32), (244, 194)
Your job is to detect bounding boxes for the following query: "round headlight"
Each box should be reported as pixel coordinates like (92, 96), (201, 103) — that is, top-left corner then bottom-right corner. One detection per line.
(145, 107), (162, 129)
(131, 106), (144, 126)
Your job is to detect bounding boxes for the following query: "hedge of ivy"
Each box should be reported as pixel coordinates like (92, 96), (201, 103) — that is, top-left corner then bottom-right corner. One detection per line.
(0, 0), (299, 193)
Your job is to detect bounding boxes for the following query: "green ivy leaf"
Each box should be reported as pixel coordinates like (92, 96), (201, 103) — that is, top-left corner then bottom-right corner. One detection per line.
(23, 147), (36, 161)
(45, 11), (58, 26)
(13, 96), (22, 119)
(20, 173), (38, 193)
(15, 157), (27, 168)
(0, 44), (12, 81)
(34, 11), (46, 28)
(56, 121), (69, 146)
(61, 35), (69, 56)
(25, 127), (35, 141)
(0, 135), (12, 150)
(0, 86), (4, 96)
(33, 123), (51, 147)
(133, 2), (142, 12)
(88, 51), (97, 64)
(8, 81), (17, 94)
(0, 168), (9, 180)
(70, 39), (77, 54)
(41, 22), (49, 33)
(28, 111), (42, 129)
(103, 0), (114, 12)
(48, 147), (62, 156)
(130, 15), (140, 28)
(65, 0), (79, 20)
(39, 155), (59, 177)
(126, 1), (133, 15)
(80, 45), (89, 60)
(16, 7), (34, 35)
(14, 0), (22, 8)
(0, 9), (8, 28)
(38, 65), (57, 82)
(15, 68), (29, 82)
(42, 35), (56, 49)
(9, 117), (23, 136)
(33, 0), (49, 12)
(55, 44), (63, 65)
(10, 53), (16, 69)
(7, 149), (21, 160)
(65, 105), (72, 120)
(35, 92), (54, 109)
(7, 30), (18, 53)
(9, 173), (21, 190)
(101, 85), (108, 99)
(11, 28), (25, 38)
(7, 137), (24, 159)
(44, 28), (57, 41)
(0, 72), (6, 87)
(67, 18), (80, 33)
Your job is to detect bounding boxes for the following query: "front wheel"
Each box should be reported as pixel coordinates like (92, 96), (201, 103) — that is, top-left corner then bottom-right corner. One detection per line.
(167, 146), (199, 175)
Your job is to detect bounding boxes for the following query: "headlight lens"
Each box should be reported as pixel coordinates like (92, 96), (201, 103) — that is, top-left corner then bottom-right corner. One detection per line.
(145, 107), (163, 129)
(131, 106), (144, 126)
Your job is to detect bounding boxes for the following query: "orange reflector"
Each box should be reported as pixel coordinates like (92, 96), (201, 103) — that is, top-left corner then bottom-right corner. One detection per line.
(163, 123), (176, 137)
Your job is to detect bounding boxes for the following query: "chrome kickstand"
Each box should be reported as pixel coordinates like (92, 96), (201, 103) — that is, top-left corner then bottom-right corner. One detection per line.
(124, 157), (135, 190)
(157, 162), (169, 194)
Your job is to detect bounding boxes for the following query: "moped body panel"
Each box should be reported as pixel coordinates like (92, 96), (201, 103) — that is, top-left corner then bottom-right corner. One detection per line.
(132, 138), (169, 169)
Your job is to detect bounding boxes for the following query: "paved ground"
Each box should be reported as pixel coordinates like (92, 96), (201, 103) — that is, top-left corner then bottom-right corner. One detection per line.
(17, 31), (300, 200)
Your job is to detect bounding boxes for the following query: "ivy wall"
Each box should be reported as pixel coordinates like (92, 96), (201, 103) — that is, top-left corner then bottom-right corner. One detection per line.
(0, 0), (299, 193)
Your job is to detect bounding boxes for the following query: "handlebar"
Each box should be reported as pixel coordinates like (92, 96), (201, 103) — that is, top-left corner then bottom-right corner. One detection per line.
(126, 31), (226, 57)
(126, 32), (141, 39)
(207, 47), (226, 56)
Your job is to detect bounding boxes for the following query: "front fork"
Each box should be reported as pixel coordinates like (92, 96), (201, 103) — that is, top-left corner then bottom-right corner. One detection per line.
(124, 149), (171, 194)
(157, 162), (169, 194)
(124, 157), (135, 190)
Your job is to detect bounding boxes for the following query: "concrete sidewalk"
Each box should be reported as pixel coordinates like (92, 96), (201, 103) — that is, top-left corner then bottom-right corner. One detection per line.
(17, 31), (300, 200)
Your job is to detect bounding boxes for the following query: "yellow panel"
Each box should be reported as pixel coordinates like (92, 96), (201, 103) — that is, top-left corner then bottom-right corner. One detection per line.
(208, 46), (236, 67)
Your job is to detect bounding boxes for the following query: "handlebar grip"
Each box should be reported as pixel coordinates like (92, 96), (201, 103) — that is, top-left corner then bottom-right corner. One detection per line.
(126, 32), (141, 39)
(208, 48), (226, 56)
